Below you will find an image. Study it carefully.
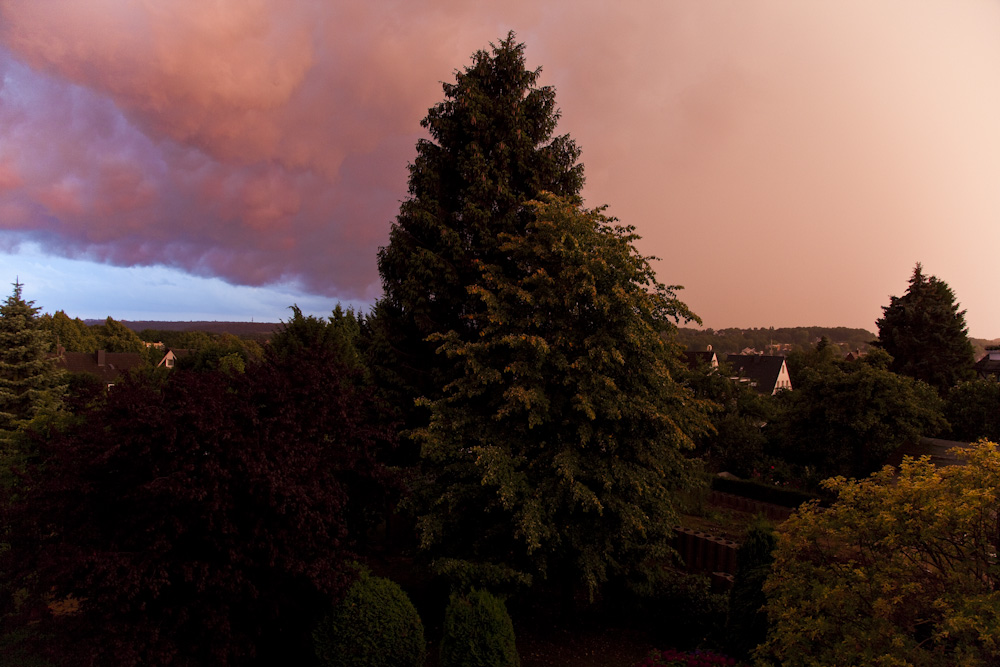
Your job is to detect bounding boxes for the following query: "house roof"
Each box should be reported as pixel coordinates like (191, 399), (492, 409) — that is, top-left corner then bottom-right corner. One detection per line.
(975, 351), (1000, 379)
(58, 350), (145, 384)
(725, 354), (788, 394)
(157, 348), (194, 367)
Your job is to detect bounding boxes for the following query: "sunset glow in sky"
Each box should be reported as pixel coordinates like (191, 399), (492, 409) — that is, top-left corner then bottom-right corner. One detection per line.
(2, 1), (999, 337)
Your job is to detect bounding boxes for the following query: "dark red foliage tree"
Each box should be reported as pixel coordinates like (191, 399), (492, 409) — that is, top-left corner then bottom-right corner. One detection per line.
(2, 345), (397, 666)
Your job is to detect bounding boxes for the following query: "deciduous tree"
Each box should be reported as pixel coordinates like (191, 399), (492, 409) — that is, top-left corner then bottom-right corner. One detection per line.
(759, 441), (1000, 666)
(876, 263), (975, 392)
(770, 348), (946, 479)
(413, 194), (710, 598)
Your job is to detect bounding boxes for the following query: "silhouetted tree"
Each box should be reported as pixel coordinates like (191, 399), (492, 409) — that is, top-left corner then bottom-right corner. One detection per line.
(370, 32), (585, 441)
(876, 263), (975, 392)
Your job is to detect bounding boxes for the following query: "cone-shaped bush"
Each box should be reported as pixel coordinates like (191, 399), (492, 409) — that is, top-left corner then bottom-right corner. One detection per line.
(440, 588), (519, 667)
(313, 572), (426, 667)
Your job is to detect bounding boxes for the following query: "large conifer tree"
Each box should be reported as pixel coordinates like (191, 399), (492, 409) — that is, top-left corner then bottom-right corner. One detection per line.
(371, 33), (584, 429)
(876, 264), (975, 392)
(0, 281), (64, 432)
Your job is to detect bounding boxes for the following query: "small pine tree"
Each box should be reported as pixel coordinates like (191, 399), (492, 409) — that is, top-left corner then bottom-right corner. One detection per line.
(0, 281), (65, 432)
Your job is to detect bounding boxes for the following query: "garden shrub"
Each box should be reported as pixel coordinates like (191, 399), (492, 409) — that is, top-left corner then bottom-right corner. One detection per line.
(313, 572), (426, 667)
(440, 588), (519, 667)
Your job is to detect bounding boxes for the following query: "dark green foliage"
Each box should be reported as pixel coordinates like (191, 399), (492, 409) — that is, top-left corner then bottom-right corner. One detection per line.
(97, 316), (147, 354)
(771, 349), (947, 479)
(440, 589), (519, 667)
(682, 359), (778, 478)
(371, 32), (585, 437)
(784, 335), (844, 386)
(625, 569), (728, 652)
(313, 572), (426, 667)
(0, 282), (65, 432)
(944, 379), (1000, 442)
(431, 559), (533, 598)
(876, 263), (976, 392)
(38, 310), (99, 353)
(414, 195), (711, 598)
(174, 332), (264, 372)
(726, 518), (777, 660)
(271, 304), (364, 371)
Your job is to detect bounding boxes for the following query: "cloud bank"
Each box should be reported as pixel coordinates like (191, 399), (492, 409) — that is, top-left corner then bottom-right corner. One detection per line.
(2, 1), (1000, 335)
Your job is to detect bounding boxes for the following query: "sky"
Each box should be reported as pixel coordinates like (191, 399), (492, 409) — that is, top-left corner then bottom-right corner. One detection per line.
(1, 1), (999, 338)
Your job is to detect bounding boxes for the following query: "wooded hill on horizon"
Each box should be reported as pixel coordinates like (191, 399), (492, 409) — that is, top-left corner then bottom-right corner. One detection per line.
(676, 326), (1000, 359)
(86, 320), (999, 358)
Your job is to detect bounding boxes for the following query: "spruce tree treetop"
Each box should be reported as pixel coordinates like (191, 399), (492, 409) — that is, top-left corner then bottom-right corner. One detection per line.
(875, 263), (975, 392)
(372, 33), (585, 421)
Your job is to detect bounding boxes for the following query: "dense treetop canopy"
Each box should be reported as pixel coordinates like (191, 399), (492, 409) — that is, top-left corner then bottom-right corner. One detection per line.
(760, 441), (1000, 666)
(414, 194), (710, 596)
(876, 263), (975, 392)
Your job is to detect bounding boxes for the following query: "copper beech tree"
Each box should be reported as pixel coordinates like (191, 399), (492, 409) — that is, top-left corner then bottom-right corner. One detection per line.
(2, 331), (397, 666)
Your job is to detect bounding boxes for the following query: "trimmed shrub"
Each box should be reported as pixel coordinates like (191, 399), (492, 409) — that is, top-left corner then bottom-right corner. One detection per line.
(440, 589), (519, 667)
(313, 572), (426, 667)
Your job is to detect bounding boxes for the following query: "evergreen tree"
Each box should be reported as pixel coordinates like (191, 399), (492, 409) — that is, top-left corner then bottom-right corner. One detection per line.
(370, 33), (585, 434)
(0, 281), (65, 432)
(876, 263), (975, 392)
(414, 194), (710, 598)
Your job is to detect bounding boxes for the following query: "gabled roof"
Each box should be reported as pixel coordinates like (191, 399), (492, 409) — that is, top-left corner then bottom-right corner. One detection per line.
(725, 354), (789, 395)
(157, 348), (193, 368)
(58, 350), (145, 384)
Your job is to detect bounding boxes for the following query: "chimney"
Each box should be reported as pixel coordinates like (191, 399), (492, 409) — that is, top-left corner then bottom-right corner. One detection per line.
(97, 350), (106, 367)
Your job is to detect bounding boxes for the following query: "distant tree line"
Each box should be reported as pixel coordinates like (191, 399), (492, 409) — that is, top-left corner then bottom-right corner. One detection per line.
(676, 326), (876, 357)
